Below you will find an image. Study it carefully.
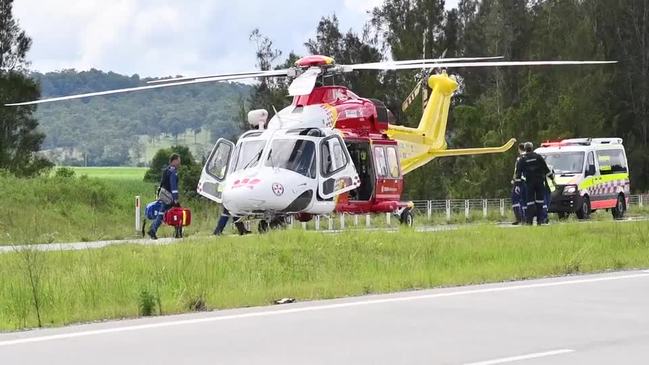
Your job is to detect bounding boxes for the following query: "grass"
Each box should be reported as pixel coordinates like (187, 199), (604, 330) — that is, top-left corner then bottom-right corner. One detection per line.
(1, 221), (648, 331)
(0, 173), (218, 245)
(68, 167), (147, 181)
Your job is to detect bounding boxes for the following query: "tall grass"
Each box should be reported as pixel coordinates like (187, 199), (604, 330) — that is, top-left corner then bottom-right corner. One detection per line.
(0, 174), (217, 245)
(0, 222), (647, 330)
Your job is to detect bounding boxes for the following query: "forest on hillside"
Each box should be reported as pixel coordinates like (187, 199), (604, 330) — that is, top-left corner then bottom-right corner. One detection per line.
(28, 0), (649, 198)
(33, 70), (251, 166)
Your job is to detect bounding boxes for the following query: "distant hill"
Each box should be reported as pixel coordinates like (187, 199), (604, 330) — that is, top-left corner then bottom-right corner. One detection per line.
(32, 69), (253, 166)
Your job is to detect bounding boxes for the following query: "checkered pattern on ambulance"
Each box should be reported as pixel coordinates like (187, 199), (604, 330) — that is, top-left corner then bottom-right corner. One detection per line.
(584, 178), (630, 196)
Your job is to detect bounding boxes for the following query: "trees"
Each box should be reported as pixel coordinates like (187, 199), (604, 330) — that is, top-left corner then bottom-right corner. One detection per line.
(0, 0), (52, 176)
(144, 146), (201, 199)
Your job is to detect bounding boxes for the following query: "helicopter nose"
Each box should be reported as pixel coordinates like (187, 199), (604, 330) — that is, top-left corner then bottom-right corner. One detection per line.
(221, 168), (313, 214)
(222, 177), (266, 213)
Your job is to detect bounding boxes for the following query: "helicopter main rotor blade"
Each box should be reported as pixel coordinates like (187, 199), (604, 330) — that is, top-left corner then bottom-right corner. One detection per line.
(147, 69), (289, 84)
(5, 70), (289, 106)
(342, 56), (504, 70)
(288, 67), (321, 96)
(349, 60), (617, 71)
(401, 81), (422, 112)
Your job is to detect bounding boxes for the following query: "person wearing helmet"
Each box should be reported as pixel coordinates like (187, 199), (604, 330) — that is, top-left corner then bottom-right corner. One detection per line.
(515, 142), (554, 225)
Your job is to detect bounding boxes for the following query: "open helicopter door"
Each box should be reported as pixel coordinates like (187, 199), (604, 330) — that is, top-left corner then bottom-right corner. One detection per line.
(318, 135), (361, 199)
(197, 138), (235, 203)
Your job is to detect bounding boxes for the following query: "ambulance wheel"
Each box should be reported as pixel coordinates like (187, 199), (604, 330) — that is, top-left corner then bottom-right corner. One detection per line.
(576, 196), (591, 220)
(258, 220), (269, 233)
(612, 194), (626, 220)
(400, 209), (414, 227)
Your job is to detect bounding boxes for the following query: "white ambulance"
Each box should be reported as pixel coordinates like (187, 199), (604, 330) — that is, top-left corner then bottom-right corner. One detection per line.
(535, 138), (630, 220)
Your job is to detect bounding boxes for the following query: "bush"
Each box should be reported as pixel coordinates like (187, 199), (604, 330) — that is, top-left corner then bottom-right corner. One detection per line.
(138, 288), (157, 316)
(54, 167), (76, 178)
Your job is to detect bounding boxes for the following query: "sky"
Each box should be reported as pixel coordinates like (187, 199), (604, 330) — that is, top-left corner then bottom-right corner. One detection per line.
(14, 0), (460, 78)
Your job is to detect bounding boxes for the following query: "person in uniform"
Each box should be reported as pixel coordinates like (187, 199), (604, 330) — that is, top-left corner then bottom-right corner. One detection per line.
(148, 153), (181, 239)
(515, 142), (555, 225)
(511, 143), (527, 225)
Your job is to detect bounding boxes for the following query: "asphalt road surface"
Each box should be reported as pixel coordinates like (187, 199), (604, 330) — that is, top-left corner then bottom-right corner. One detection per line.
(1, 270), (648, 364)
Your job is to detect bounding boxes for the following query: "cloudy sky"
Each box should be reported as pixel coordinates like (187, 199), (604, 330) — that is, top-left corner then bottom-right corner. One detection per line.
(14, 0), (460, 78)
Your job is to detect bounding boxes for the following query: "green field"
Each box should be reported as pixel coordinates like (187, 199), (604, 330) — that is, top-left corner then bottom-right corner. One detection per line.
(1, 222), (647, 330)
(68, 167), (147, 180)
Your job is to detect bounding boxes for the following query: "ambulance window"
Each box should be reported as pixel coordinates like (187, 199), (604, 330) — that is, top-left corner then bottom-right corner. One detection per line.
(386, 146), (400, 178)
(321, 136), (348, 176)
(597, 149), (628, 175)
(586, 152), (596, 175)
(374, 146), (388, 177)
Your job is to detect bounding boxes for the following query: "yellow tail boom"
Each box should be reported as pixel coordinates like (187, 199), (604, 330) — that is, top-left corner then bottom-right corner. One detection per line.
(386, 72), (515, 175)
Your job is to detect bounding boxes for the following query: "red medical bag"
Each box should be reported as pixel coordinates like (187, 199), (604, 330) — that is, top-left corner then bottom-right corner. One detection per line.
(164, 207), (192, 227)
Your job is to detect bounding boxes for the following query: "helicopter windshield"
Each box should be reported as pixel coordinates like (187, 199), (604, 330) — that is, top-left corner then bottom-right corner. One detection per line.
(232, 140), (266, 172)
(265, 138), (316, 178)
(541, 152), (585, 174)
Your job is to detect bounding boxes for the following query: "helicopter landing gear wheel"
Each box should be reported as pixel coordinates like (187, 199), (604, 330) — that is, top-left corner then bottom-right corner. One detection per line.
(269, 216), (287, 230)
(400, 208), (414, 227)
(258, 220), (269, 233)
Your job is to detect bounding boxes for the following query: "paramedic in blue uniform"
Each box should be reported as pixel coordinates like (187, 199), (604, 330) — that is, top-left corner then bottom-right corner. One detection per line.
(511, 143), (526, 225)
(515, 142), (554, 225)
(148, 153), (181, 239)
(213, 206), (250, 236)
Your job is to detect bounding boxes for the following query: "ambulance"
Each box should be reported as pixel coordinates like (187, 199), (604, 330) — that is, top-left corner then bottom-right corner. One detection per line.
(535, 138), (630, 220)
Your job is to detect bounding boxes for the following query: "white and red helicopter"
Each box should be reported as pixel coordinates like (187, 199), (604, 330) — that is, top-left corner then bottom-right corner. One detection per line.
(7, 55), (615, 231)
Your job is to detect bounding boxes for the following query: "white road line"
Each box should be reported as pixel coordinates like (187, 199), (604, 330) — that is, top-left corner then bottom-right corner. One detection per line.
(463, 348), (575, 365)
(0, 272), (647, 348)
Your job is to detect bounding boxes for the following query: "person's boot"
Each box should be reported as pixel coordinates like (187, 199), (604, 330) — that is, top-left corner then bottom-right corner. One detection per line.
(147, 229), (158, 240)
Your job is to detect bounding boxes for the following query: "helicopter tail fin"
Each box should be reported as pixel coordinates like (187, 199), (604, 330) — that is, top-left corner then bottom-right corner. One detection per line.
(386, 73), (515, 175)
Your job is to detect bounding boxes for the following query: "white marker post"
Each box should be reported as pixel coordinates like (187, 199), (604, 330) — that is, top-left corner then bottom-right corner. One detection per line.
(135, 196), (141, 233)
(482, 199), (488, 218)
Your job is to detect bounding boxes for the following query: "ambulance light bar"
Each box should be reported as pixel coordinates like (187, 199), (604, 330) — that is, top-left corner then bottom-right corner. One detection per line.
(541, 138), (623, 147)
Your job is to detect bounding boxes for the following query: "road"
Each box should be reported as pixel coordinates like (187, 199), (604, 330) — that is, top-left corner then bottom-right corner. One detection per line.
(1, 270), (648, 364)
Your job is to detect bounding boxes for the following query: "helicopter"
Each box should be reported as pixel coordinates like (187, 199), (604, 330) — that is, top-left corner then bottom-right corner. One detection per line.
(7, 55), (616, 231)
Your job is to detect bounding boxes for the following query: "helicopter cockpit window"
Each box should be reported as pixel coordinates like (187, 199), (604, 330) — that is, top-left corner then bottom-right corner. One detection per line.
(374, 146), (388, 177)
(321, 136), (348, 176)
(265, 138), (316, 178)
(232, 140), (266, 172)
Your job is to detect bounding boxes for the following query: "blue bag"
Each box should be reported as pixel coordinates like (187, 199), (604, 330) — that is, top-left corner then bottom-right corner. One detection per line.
(145, 200), (164, 220)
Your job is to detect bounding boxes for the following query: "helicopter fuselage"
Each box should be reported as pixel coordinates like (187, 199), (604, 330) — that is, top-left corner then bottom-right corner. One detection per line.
(197, 85), (408, 219)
